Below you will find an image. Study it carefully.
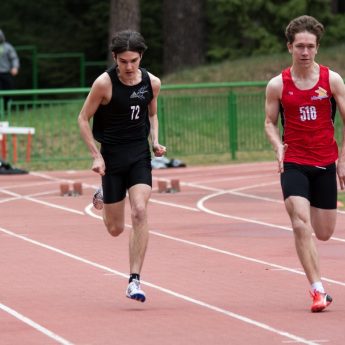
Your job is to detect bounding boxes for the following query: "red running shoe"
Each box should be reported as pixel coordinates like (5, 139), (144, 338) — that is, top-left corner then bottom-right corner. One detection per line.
(310, 290), (332, 312)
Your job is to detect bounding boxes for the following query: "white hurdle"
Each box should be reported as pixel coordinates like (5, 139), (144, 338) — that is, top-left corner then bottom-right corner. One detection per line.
(0, 121), (35, 163)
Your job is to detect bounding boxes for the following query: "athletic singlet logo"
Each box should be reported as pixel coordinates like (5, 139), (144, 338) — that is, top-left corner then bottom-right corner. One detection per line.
(130, 85), (149, 100)
(311, 87), (328, 100)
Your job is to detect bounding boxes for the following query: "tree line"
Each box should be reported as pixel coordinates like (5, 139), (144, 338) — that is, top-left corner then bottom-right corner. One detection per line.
(1, 0), (345, 88)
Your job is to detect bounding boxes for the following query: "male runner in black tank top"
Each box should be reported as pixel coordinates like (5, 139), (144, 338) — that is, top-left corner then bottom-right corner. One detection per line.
(78, 30), (166, 303)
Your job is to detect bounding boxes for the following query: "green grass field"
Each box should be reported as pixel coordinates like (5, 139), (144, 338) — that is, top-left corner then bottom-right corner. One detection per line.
(5, 99), (90, 170)
(161, 44), (345, 84)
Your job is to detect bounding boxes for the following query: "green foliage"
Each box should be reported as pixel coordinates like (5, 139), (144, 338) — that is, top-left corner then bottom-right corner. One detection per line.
(205, 0), (345, 62)
(2, 0), (108, 56)
(162, 44), (345, 83)
(1, 0), (109, 88)
(140, 0), (163, 75)
(2, 0), (345, 85)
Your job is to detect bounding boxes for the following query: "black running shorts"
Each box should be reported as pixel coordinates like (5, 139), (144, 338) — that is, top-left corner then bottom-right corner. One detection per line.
(280, 162), (337, 210)
(100, 141), (152, 204)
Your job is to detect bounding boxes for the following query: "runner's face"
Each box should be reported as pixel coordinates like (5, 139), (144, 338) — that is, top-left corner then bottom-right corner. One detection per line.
(287, 31), (319, 67)
(114, 51), (141, 78)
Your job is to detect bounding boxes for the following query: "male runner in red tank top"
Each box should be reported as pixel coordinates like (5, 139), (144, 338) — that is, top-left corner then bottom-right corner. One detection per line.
(265, 15), (345, 312)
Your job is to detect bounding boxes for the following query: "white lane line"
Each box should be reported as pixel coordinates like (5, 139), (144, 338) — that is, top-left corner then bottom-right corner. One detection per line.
(3, 174), (345, 283)
(196, 190), (345, 243)
(0, 190), (58, 204)
(29, 172), (98, 189)
(188, 173), (277, 184)
(0, 180), (58, 189)
(229, 190), (283, 204)
(149, 230), (345, 287)
(0, 189), (84, 215)
(0, 179), (345, 280)
(0, 226), (321, 345)
(150, 198), (200, 212)
(85, 205), (345, 288)
(282, 341), (330, 344)
(0, 303), (74, 345)
(13, 170), (345, 220)
(15, 170), (345, 217)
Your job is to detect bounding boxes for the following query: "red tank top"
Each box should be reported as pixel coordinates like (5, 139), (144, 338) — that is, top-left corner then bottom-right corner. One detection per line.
(281, 65), (338, 165)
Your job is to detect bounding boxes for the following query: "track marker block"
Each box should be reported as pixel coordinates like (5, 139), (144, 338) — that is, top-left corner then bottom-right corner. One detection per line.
(170, 179), (180, 193)
(72, 182), (83, 196)
(60, 183), (70, 196)
(158, 180), (168, 193)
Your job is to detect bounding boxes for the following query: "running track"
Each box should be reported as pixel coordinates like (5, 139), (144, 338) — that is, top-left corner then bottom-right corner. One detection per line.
(1, 161), (345, 345)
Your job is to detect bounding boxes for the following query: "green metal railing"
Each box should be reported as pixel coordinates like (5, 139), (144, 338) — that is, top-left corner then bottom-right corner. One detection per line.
(15, 46), (107, 89)
(2, 82), (341, 168)
(37, 53), (86, 87)
(157, 82), (268, 160)
(15, 45), (39, 89)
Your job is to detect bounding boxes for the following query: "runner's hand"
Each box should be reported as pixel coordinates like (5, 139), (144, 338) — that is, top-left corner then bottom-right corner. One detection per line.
(337, 159), (345, 190)
(153, 144), (166, 157)
(276, 144), (288, 173)
(92, 156), (105, 176)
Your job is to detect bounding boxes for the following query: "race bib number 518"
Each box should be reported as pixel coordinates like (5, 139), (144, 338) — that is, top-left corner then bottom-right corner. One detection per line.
(300, 105), (317, 121)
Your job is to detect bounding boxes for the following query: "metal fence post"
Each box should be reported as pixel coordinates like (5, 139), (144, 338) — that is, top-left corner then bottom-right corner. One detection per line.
(32, 46), (38, 89)
(0, 97), (4, 119)
(157, 96), (166, 145)
(80, 54), (86, 87)
(14, 45), (38, 89)
(228, 91), (238, 160)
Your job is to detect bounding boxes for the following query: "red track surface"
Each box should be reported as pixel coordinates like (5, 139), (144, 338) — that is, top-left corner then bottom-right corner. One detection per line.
(1, 161), (345, 345)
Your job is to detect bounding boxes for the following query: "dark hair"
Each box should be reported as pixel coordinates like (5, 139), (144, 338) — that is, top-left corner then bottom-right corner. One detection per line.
(285, 15), (324, 45)
(110, 30), (147, 56)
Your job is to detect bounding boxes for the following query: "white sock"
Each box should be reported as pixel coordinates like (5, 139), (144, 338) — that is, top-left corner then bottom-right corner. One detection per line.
(311, 281), (325, 293)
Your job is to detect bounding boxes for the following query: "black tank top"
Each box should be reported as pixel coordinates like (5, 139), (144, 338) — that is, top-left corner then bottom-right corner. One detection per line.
(92, 66), (153, 145)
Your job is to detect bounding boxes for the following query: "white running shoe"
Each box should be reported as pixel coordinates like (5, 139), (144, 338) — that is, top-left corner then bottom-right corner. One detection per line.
(92, 187), (103, 210)
(126, 279), (146, 302)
